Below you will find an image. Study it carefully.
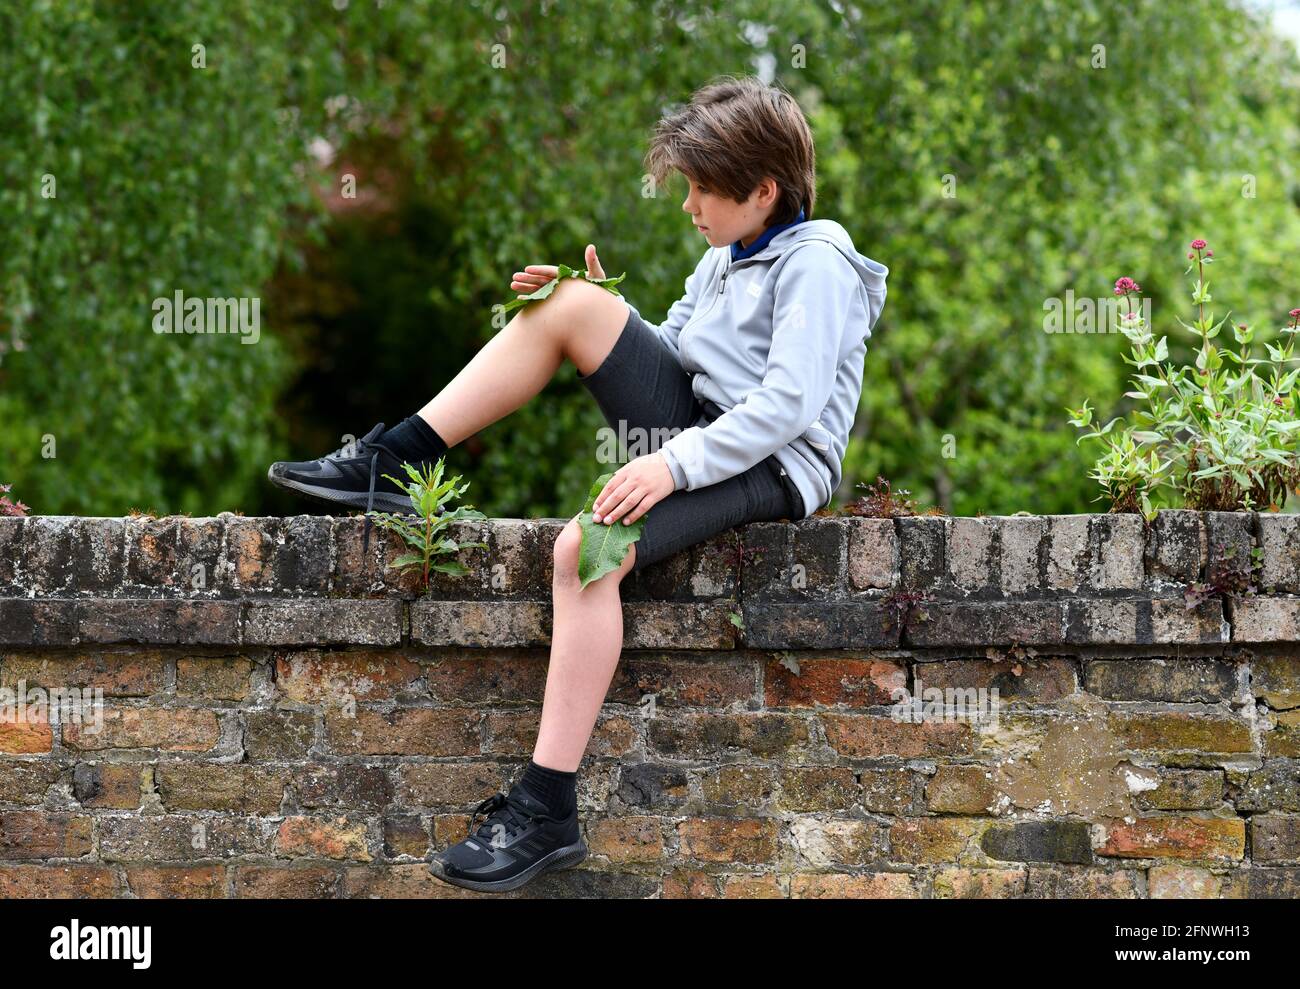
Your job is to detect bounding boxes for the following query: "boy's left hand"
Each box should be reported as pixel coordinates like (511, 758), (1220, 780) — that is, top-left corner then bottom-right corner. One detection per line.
(592, 453), (676, 526)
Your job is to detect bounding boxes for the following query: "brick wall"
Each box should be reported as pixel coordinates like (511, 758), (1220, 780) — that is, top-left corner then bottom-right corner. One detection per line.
(0, 511), (1297, 898)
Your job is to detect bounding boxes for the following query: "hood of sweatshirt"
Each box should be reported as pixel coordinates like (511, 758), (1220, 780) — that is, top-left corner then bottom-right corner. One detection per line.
(732, 217), (890, 335)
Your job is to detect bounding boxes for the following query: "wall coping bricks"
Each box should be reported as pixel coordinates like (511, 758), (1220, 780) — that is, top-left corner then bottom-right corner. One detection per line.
(0, 510), (1292, 649)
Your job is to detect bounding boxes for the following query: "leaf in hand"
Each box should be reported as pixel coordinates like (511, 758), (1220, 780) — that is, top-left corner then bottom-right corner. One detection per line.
(497, 264), (628, 314)
(576, 471), (644, 589)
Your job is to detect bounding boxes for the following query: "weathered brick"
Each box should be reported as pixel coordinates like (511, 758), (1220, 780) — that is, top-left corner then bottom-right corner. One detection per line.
(1096, 816), (1245, 861)
(980, 821), (1092, 863)
(3, 649), (165, 696)
(296, 764), (393, 811)
(888, 817), (986, 863)
(0, 759), (59, 804)
(587, 816), (665, 863)
(276, 815), (371, 860)
(649, 712), (812, 760)
(1108, 710), (1253, 754)
(946, 516), (997, 595)
(789, 816), (889, 866)
(176, 517), (224, 597)
(1251, 814), (1300, 862)
(0, 864), (116, 897)
(98, 815), (275, 861)
(1024, 865), (1139, 898)
(0, 711), (53, 754)
(1254, 653), (1300, 710)
(1090, 514), (1145, 590)
(1045, 515), (1090, 592)
(73, 762), (148, 809)
(908, 601), (1067, 647)
(772, 767), (860, 813)
(821, 713), (975, 759)
(70, 518), (127, 594)
(323, 707), (479, 757)
(1145, 510), (1206, 584)
(1133, 769), (1225, 812)
(0, 518), (23, 593)
(77, 600), (241, 645)
(846, 518), (897, 591)
(932, 867), (1028, 898)
(62, 706), (220, 752)
(235, 865), (340, 898)
(176, 656), (253, 700)
(276, 649), (421, 704)
(381, 814), (429, 859)
(395, 762), (512, 809)
(155, 763), (288, 813)
(245, 708), (317, 761)
(678, 817), (779, 864)
(1147, 864), (1221, 898)
(927, 764), (1002, 814)
(897, 517), (945, 593)
(125, 865), (226, 898)
(244, 600), (402, 646)
(1257, 514), (1300, 592)
(1084, 657), (1237, 703)
(790, 871), (921, 898)
(763, 655), (904, 708)
(0, 811), (93, 859)
(742, 601), (899, 649)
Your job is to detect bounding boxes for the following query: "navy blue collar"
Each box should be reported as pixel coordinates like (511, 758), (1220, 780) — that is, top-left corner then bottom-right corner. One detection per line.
(730, 207), (806, 262)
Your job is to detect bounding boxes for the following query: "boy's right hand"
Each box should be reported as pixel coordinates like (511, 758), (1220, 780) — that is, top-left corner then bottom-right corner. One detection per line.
(510, 244), (606, 296)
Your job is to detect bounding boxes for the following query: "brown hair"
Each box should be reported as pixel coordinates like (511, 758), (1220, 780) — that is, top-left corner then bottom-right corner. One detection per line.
(644, 75), (816, 226)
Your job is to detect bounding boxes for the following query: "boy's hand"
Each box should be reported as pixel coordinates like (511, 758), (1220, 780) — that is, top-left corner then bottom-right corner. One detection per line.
(510, 244), (606, 296)
(592, 452), (675, 526)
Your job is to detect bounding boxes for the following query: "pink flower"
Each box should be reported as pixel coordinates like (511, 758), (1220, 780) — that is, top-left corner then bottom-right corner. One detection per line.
(1114, 276), (1140, 295)
(1187, 252), (1194, 259)
(1290, 309), (1300, 319)
(1275, 397), (1286, 406)
(1205, 250), (1213, 257)
(1126, 312), (1137, 320)
(1191, 239), (1207, 250)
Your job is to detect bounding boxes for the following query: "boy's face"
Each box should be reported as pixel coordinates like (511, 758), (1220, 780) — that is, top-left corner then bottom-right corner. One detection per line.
(680, 174), (780, 249)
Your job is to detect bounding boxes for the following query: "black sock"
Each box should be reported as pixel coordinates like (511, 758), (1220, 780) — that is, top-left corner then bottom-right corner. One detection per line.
(517, 758), (577, 817)
(378, 414), (448, 464)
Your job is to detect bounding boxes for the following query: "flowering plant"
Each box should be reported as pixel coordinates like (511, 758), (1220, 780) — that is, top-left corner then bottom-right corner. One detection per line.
(1066, 240), (1300, 519)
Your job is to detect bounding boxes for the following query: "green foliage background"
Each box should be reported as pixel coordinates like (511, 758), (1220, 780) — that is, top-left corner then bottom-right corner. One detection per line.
(3, 0), (1299, 518)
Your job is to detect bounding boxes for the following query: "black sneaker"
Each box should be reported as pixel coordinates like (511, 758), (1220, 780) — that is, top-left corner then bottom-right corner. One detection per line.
(428, 783), (587, 893)
(267, 422), (421, 515)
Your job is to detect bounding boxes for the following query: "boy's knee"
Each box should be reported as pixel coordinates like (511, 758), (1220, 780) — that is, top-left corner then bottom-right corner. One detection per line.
(552, 518), (585, 585)
(552, 516), (638, 586)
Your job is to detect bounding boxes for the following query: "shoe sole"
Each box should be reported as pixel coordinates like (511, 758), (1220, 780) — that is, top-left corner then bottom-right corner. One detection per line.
(267, 467), (419, 515)
(427, 840), (588, 893)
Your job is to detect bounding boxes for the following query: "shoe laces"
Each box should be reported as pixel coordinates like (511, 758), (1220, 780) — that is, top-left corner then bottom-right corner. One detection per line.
(467, 791), (541, 849)
(335, 422), (404, 554)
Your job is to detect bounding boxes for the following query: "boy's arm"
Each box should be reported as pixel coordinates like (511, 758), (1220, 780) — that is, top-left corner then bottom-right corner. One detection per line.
(656, 243), (860, 491)
(625, 251), (714, 361)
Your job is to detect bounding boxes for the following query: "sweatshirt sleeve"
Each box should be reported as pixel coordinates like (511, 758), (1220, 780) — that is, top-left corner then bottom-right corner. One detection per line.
(657, 243), (860, 491)
(624, 251), (714, 362)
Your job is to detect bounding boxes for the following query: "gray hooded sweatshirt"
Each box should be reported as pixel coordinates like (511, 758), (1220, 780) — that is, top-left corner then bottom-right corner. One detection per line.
(625, 218), (889, 517)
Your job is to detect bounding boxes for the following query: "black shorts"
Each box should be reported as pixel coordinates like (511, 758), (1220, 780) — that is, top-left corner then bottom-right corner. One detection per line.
(576, 306), (802, 573)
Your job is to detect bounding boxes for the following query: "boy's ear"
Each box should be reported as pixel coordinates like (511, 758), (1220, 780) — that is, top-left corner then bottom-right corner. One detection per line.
(752, 176), (780, 210)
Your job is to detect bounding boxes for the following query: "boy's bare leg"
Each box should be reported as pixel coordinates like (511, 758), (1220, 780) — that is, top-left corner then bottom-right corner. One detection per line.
(416, 279), (630, 446)
(532, 524), (638, 772)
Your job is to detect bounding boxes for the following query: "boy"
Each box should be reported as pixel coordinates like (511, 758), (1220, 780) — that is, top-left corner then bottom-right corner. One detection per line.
(267, 74), (888, 893)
